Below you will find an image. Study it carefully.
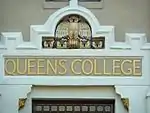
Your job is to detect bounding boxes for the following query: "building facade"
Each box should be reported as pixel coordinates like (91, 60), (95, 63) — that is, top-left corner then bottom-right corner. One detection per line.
(0, 0), (150, 113)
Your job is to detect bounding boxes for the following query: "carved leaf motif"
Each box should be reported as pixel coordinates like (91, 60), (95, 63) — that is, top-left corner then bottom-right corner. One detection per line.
(121, 98), (129, 111)
(18, 98), (27, 110)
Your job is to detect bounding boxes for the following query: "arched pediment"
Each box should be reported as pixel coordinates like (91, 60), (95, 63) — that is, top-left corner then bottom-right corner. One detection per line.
(29, 1), (115, 49)
(44, 6), (100, 36)
(42, 14), (105, 49)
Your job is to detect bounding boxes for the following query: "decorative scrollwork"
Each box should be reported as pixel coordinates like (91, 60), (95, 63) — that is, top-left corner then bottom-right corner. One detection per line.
(42, 14), (105, 49)
(18, 98), (27, 110)
(121, 98), (129, 111)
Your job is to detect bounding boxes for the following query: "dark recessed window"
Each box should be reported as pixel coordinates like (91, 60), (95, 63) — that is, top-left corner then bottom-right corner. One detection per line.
(32, 99), (115, 113)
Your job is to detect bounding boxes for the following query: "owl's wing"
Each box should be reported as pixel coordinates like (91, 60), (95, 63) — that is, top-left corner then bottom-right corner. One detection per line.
(55, 22), (69, 39)
(79, 22), (91, 38)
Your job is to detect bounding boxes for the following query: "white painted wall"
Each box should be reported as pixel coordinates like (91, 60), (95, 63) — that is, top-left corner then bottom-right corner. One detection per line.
(147, 91), (150, 113)
(0, 0), (150, 113)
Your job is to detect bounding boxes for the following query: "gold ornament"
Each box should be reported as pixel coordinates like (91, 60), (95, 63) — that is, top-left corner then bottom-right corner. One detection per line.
(18, 98), (27, 110)
(121, 98), (129, 111)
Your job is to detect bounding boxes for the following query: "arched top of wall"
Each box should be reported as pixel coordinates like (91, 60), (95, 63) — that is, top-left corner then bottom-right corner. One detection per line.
(44, 5), (101, 36)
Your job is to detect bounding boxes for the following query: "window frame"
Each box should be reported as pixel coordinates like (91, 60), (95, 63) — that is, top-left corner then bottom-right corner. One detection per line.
(45, 0), (101, 1)
(43, 0), (104, 9)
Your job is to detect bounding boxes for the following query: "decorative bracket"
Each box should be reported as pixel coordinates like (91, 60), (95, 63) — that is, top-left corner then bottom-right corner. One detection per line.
(18, 98), (27, 110)
(114, 86), (129, 112)
(121, 98), (129, 111)
(18, 85), (33, 110)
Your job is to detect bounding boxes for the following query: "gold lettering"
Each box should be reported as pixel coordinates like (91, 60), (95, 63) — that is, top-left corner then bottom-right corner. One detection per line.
(37, 59), (45, 75)
(121, 60), (132, 75)
(4, 57), (142, 77)
(16, 58), (27, 75)
(94, 59), (102, 75)
(58, 59), (67, 75)
(82, 59), (93, 75)
(133, 60), (141, 76)
(103, 59), (111, 75)
(113, 60), (121, 75)
(47, 60), (57, 75)
(71, 59), (82, 75)
(5, 59), (16, 75)
(28, 59), (36, 75)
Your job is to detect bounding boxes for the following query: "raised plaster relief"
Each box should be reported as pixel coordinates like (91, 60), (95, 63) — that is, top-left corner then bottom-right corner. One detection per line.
(121, 98), (129, 111)
(42, 15), (105, 49)
(18, 98), (27, 110)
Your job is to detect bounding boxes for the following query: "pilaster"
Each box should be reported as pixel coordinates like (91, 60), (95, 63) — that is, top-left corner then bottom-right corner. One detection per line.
(115, 86), (148, 113)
